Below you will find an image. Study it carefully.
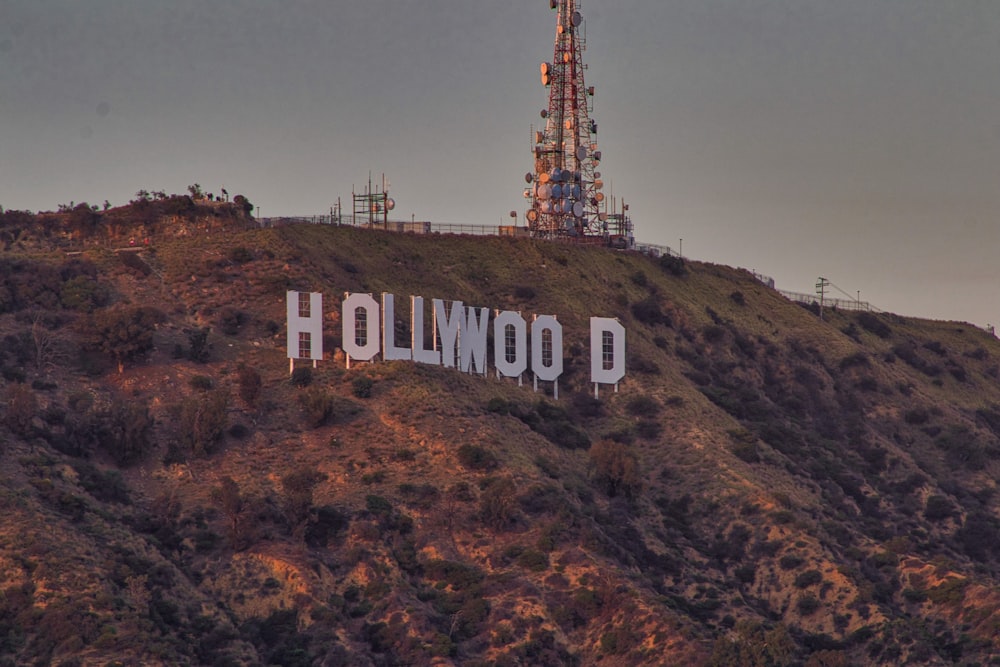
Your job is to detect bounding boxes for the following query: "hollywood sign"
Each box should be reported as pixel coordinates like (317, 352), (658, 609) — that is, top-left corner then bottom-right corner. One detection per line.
(287, 291), (626, 398)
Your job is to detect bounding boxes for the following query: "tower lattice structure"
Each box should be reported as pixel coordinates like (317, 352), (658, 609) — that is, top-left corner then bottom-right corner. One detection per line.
(524, 0), (627, 241)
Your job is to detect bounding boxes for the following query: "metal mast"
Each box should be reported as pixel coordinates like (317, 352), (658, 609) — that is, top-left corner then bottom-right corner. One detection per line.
(523, 0), (627, 242)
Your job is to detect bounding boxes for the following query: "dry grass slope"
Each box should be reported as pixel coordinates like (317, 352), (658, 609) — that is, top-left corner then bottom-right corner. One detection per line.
(1, 208), (1000, 665)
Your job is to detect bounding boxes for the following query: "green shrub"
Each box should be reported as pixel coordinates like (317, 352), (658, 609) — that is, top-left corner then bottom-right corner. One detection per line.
(659, 254), (687, 276)
(82, 305), (164, 373)
(218, 307), (247, 336)
(631, 296), (668, 325)
(187, 327), (211, 363)
(625, 394), (660, 417)
(794, 570), (823, 588)
(457, 444), (498, 471)
(480, 476), (517, 529)
(189, 375), (214, 391)
(589, 439), (642, 499)
(290, 366), (312, 387)
(237, 364), (262, 408)
(857, 312), (891, 338)
(923, 495), (954, 521)
(178, 388), (229, 457)
(3, 382), (37, 436)
(779, 554), (804, 570)
(797, 594), (820, 615)
(352, 376), (373, 398)
(300, 387), (335, 428)
(365, 494), (393, 515)
(516, 549), (549, 572)
(227, 246), (254, 264)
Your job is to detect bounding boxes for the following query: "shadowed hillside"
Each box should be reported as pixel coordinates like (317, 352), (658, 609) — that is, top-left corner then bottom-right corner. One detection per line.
(2, 204), (1000, 666)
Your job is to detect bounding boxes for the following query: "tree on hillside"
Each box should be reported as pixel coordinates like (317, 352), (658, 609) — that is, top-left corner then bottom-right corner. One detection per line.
(233, 194), (253, 215)
(100, 400), (155, 466)
(66, 202), (101, 238)
(179, 388), (229, 457)
(236, 363), (262, 409)
(83, 305), (164, 373)
(3, 383), (37, 437)
(211, 476), (252, 549)
(589, 439), (642, 499)
(282, 467), (328, 538)
(480, 476), (518, 530)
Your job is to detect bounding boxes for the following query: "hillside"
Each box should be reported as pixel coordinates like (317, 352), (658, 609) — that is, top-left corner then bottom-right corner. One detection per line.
(2, 203), (1000, 666)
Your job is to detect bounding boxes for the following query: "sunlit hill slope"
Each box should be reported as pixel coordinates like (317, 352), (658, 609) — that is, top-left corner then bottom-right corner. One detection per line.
(2, 199), (1000, 666)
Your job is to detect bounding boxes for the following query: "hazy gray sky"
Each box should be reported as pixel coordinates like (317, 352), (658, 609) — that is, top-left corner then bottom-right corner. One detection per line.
(2, 1), (999, 328)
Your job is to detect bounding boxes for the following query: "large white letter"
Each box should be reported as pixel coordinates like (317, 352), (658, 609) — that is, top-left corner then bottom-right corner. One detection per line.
(531, 315), (563, 382)
(411, 296), (441, 365)
(381, 293), (412, 361)
(342, 292), (380, 362)
(460, 306), (490, 375)
(493, 310), (527, 378)
(590, 317), (626, 385)
(287, 291), (324, 361)
(434, 299), (463, 368)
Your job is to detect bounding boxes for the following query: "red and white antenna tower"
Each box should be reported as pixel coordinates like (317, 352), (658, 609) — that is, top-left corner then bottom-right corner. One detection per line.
(523, 0), (632, 244)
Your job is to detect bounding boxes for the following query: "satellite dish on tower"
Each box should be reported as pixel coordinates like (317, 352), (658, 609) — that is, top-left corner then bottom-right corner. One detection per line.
(549, 0), (557, 9)
(525, 172), (534, 183)
(386, 198), (395, 211)
(540, 109), (548, 118)
(572, 11), (582, 27)
(575, 146), (587, 161)
(527, 209), (539, 222)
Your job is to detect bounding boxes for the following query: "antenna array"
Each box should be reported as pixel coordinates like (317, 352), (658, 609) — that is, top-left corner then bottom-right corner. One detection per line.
(523, 0), (632, 244)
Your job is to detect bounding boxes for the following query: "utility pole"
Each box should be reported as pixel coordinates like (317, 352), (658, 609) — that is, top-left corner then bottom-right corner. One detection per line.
(816, 277), (830, 320)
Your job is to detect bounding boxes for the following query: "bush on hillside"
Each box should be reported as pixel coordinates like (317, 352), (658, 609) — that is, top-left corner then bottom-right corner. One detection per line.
(82, 305), (164, 373)
(237, 364), (262, 408)
(187, 327), (212, 363)
(659, 253), (687, 276)
(589, 439), (642, 499)
(857, 312), (892, 339)
(3, 382), (37, 437)
(101, 400), (155, 466)
(480, 476), (518, 529)
(300, 387), (336, 428)
(218, 307), (248, 336)
(178, 388), (229, 457)
(457, 444), (498, 471)
(352, 376), (374, 398)
(631, 296), (669, 326)
(282, 467), (328, 533)
(290, 366), (312, 387)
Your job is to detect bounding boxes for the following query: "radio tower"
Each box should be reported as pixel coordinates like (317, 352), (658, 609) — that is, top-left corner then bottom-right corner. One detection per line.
(523, 0), (632, 244)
